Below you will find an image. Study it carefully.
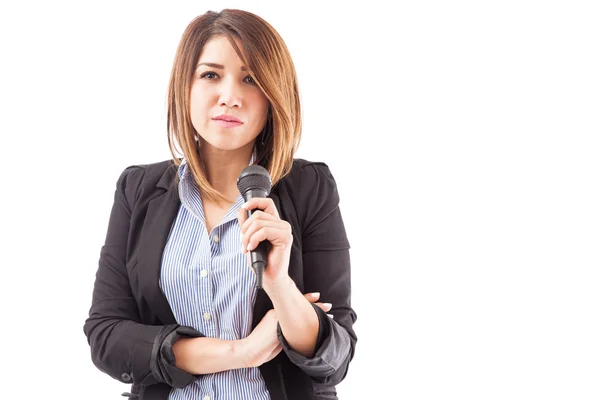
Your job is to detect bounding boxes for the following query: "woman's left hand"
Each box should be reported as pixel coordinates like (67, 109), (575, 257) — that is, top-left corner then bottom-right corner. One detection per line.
(238, 198), (292, 289)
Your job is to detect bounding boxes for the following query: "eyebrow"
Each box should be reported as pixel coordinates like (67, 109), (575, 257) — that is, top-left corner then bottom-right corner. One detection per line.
(196, 62), (247, 71)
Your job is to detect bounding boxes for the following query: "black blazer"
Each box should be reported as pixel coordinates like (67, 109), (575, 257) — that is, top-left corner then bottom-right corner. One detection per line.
(84, 158), (357, 400)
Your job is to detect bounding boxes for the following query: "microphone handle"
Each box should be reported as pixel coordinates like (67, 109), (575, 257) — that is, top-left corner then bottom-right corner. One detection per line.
(243, 190), (269, 289)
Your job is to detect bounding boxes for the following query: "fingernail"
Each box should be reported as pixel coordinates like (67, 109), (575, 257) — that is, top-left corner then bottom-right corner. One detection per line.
(327, 314), (334, 319)
(247, 243), (252, 251)
(241, 202), (248, 209)
(310, 292), (320, 298)
(323, 303), (332, 310)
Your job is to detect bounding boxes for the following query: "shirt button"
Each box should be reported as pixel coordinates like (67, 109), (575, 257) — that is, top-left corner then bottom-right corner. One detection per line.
(212, 234), (220, 243)
(203, 312), (211, 321)
(121, 373), (131, 382)
(200, 269), (208, 278)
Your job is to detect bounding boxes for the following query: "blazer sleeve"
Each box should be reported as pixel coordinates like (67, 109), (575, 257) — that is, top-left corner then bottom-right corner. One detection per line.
(83, 166), (203, 388)
(278, 162), (358, 386)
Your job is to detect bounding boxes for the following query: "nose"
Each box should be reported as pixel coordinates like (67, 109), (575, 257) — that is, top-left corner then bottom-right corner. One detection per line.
(218, 78), (242, 108)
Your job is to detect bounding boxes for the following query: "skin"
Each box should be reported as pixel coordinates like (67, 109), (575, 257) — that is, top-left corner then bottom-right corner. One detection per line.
(189, 35), (268, 203)
(172, 35), (332, 375)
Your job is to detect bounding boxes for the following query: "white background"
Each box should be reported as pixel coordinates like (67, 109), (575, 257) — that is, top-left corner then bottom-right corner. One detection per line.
(1, 0), (599, 399)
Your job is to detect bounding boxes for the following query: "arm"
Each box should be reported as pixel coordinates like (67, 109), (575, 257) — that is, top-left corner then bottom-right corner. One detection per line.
(83, 166), (245, 387)
(280, 163), (358, 385)
(173, 309), (281, 374)
(83, 166), (199, 387)
(238, 199), (323, 358)
(171, 337), (243, 374)
(237, 162), (357, 382)
(263, 277), (320, 358)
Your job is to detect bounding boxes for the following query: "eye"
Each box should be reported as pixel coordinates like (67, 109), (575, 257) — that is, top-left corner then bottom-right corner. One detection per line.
(244, 75), (257, 85)
(199, 71), (219, 80)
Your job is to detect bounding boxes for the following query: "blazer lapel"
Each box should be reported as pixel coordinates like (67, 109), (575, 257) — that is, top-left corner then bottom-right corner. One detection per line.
(138, 165), (180, 325)
(137, 164), (288, 329)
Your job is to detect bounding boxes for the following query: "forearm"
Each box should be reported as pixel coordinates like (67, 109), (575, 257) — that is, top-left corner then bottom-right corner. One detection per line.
(266, 277), (319, 357)
(173, 337), (246, 374)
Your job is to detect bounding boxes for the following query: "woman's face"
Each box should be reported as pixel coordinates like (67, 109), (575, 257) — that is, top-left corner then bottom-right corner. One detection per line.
(190, 35), (269, 153)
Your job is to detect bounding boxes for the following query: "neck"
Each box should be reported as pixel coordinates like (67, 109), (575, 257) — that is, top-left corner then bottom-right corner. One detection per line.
(199, 140), (255, 201)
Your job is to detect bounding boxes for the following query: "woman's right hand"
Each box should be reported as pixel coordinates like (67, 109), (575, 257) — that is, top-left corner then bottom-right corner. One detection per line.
(240, 309), (281, 368)
(239, 292), (332, 368)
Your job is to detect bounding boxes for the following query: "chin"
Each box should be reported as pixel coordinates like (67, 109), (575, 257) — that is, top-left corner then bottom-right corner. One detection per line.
(203, 136), (253, 152)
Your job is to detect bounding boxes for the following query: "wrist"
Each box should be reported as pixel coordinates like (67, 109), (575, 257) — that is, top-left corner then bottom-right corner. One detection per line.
(234, 338), (250, 369)
(264, 275), (294, 298)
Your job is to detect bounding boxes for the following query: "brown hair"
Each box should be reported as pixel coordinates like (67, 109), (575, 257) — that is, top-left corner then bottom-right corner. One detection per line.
(166, 9), (302, 203)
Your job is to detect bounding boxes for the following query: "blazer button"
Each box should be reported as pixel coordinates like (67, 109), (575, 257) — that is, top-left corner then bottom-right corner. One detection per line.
(121, 373), (132, 382)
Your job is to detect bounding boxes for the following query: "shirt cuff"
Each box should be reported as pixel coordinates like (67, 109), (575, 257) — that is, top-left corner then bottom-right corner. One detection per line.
(277, 303), (349, 378)
(151, 325), (205, 388)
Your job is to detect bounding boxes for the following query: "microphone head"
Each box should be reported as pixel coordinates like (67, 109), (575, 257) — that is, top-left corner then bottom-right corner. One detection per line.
(237, 165), (272, 196)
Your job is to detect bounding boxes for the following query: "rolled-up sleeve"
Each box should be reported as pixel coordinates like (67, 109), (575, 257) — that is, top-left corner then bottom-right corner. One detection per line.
(280, 162), (358, 385)
(83, 166), (204, 388)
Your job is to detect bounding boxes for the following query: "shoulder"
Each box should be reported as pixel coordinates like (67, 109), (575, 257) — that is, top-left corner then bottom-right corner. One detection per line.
(277, 158), (342, 230)
(115, 159), (177, 206)
(283, 158), (338, 193)
(116, 159), (175, 186)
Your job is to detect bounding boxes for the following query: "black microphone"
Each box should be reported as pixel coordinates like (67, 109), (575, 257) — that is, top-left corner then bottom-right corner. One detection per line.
(237, 164), (272, 289)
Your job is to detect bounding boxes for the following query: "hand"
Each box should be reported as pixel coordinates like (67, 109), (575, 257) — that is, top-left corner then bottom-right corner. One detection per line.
(239, 309), (281, 368)
(304, 292), (334, 319)
(239, 293), (333, 368)
(238, 198), (293, 289)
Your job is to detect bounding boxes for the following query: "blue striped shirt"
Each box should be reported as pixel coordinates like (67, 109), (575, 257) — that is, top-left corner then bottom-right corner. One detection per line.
(160, 156), (270, 400)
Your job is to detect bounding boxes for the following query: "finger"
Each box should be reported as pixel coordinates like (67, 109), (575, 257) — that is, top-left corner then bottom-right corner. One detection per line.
(243, 220), (290, 251)
(241, 197), (279, 218)
(245, 250), (252, 268)
(246, 225), (291, 252)
(243, 218), (283, 241)
(241, 210), (280, 234)
(303, 292), (320, 302)
(314, 302), (332, 312)
(241, 220), (284, 253)
(237, 207), (248, 227)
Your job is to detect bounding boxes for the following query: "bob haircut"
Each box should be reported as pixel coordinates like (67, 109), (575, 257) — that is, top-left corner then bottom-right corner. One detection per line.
(167, 9), (302, 203)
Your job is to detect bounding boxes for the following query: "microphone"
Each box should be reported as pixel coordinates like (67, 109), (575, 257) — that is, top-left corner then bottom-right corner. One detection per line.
(237, 164), (272, 289)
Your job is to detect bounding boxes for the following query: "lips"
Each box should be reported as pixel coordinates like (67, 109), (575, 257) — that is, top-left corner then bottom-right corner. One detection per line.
(213, 114), (242, 123)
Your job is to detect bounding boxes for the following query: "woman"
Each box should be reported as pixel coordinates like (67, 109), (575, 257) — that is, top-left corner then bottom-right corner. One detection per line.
(83, 9), (357, 400)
